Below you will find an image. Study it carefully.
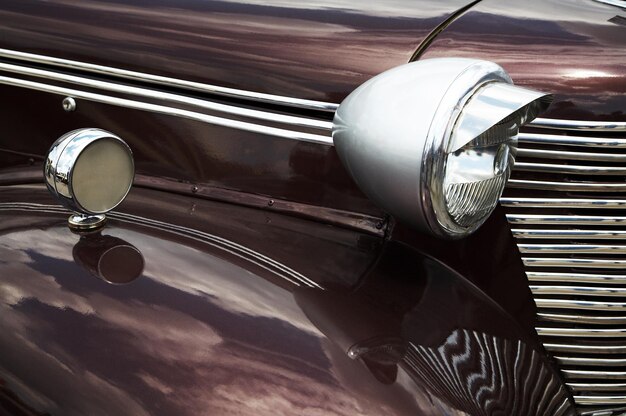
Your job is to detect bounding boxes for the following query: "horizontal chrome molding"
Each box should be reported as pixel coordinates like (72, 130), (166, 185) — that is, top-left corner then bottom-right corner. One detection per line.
(0, 75), (334, 146)
(518, 132), (626, 148)
(0, 47), (339, 112)
(574, 395), (626, 406)
(529, 117), (626, 132)
(508, 179), (626, 192)
(513, 229), (626, 240)
(557, 356), (626, 367)
(517, 147), (626, 162)
(0, 62), (332, 131)
(521, 244), (626, 254)
(508, 214), (626, 226)
(537, 327), (626, 338)
(593, 0), (626, 11)
(514, 161), (626, 175)
(531, 285), (626, 297)
(535, 298), (626, 311)
(564, 369), (626, 379)
(524, 258), (626, 269)
(545, 343), (626, 354)
(501, 197), (626, 209)
(528, 272), (626, 285)
(538, 312), (626, 325)
(569, 383), (626, 392)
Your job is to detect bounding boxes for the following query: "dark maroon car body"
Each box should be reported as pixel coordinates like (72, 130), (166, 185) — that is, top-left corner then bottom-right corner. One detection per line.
(0, 0), (624, 415)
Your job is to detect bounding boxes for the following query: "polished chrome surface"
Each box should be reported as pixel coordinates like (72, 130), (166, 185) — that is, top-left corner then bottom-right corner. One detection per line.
(517, 147), (626, 162)
(514, 229), (626, 239)
(523, 258), (626, 268)
(508, 179), (626, 191)
(538, 312), (626, 325)
(0, 73), (333, 146)
(531, 285), (626, 296)
(0, 47), (338, 112)
(0, 61), (332, 131)
(545, 343), (626, 354)
(514, 162), (626, 175)
(62, 96), (76, 112)
(502, 198), (626, 209)
(534, 298), (626, 311)
(68, 213), (106, 232)
(508, 214), (626, 225)
(528, 272), (626, 284)
(529, 117), (626, 132)
(45, 128), (135, 221)
(593, 0), (626, 10)
(502, 117), (626, 411)
(536, 327), (626, 337)
(557, 357), (626, 367)
(563, 370), (626, 380)
(569, 383), (626, 392)
(519, 132), (626, 148)
(522, 245), (626, 255)
(333, 58), (549, 238)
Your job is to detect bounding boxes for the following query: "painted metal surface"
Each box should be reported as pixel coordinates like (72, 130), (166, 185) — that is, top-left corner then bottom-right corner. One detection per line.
(0, 0), (473, 104)
(0, 185), (575, 415)
(420, 0), (626, 122)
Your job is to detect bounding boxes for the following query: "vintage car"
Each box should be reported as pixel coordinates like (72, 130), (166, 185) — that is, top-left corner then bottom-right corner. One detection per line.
(0, 0), (625, 415)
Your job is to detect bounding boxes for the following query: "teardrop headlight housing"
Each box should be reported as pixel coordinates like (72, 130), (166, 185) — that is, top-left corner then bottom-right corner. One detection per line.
(333, 58), (552, 239)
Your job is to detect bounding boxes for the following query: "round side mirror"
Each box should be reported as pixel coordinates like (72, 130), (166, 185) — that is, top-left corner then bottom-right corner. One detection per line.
(44, 128), (134, 232)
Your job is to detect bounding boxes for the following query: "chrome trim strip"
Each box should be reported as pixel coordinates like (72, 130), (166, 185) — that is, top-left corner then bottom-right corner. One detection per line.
(545, 343), (626, 354)
(536, 327), (626, 338)
(508, 178), (626, 192)
(514, 161), (626, 175)
(501, 198), (626, 209)
(534, 298), (626, 311)
(518, 132), (626, 148)
(574, 395), (626, 405)
(593, 0), (626, 11)
(517, 147), (626, 162)
(513, 229), (626, 239)
(531, 285), (626, 297)
(0, 75), (334, 146)
(524, 258), (626, 268)
(520, 244), (626, 254)
(0, 61), (332, 131)
(0, 48), (339, 112)
(530, 117), (626, 132)
(557, 356), (626, 367)
(564, 369), (626, 379)
(569, 383), (626, 392)
(527, 272), (626, 285)
(538, 312), (626, 325)
(507, 214), (626, 226)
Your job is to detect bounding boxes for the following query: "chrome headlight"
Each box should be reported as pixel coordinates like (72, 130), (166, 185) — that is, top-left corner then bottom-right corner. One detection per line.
(333, 58), (551, 238)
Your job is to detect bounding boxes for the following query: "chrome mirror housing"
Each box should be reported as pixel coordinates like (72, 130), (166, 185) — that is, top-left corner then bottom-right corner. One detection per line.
(44, 128), (135, 232)
(333, 58), (552, 239)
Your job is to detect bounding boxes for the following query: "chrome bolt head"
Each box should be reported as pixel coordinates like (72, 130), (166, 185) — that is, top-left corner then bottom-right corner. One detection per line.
(62, 96), (76, 112)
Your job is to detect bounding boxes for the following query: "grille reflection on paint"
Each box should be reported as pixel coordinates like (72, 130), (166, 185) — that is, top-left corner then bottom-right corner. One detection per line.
(500, 117), (626, 413)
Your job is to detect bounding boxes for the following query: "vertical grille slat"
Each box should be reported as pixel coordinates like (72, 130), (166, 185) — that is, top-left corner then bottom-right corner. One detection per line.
(503, 118), (626, 413)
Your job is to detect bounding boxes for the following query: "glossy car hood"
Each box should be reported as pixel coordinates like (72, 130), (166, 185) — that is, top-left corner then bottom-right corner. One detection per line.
(0, 185), (575, 415)
(421, 0), (626, 120)
(0, 0), (475, 102)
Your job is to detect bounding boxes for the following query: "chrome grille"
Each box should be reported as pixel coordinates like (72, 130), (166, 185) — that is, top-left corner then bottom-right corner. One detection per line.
(502, 117), (626, 413)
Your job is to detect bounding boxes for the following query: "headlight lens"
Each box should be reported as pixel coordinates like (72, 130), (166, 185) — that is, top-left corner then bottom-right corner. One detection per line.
(431, 82), (551, 237)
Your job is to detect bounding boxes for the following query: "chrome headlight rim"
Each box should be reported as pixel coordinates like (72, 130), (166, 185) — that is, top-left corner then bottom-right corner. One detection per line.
(421, 62), (512, 239)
